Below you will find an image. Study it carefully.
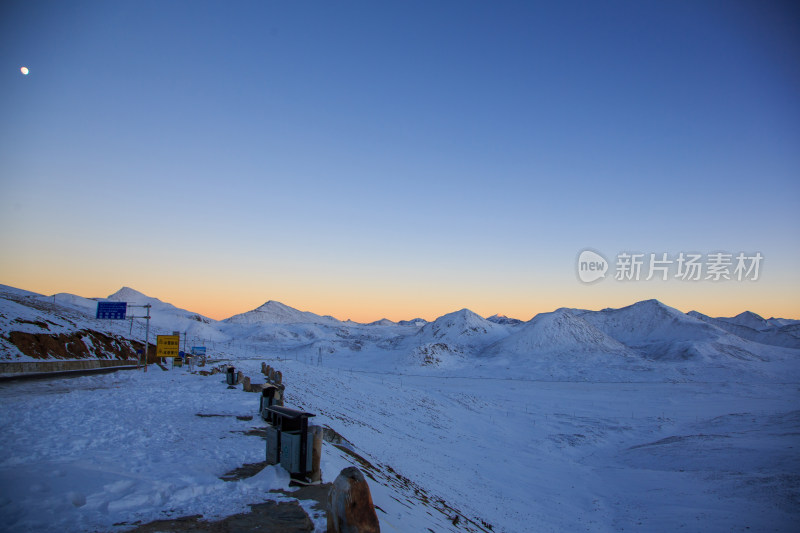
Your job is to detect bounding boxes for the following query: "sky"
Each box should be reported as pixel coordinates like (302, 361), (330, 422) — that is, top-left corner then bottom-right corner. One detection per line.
(1, 0), (799, 322)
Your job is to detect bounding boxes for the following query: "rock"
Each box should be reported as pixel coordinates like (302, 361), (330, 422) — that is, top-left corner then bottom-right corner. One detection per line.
(327, 467), (380, 533)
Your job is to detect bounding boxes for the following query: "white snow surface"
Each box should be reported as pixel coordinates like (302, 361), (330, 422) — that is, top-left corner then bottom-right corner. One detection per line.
(0, 370), (295, 532)
(1, 285), (800, 532)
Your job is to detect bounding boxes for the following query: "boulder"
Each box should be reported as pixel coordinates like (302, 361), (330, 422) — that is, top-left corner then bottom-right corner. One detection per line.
(327, 467), (380, 533)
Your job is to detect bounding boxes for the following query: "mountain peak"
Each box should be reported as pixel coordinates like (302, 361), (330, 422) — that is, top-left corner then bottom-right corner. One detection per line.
(255, 300), (292, 311)
(718, 310), (771, 331)
(107, 287), (155, 303)
(735, 310), (765, 321)
(226, 300), (341, 325)
(417, 307), (507, 348)
(487, 313), (523, 325)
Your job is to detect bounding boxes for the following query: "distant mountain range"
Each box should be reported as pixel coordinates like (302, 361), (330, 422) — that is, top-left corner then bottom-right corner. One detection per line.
(2, 284), (798, 380)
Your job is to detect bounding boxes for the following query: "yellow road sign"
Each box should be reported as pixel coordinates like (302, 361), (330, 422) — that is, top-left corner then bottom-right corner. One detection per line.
(156, 335), (180, 358)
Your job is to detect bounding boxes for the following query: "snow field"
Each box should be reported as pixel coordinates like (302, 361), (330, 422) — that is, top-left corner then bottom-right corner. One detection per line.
(0, 369), (298, 532)
(237, 357), (800, 532)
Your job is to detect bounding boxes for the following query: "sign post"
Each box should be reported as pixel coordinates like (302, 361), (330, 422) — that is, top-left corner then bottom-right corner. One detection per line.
(157, 335), (180, 359)
(191, 346), (207, 367)
(96, 301), (151, 371)
(96, 302), (127, 320)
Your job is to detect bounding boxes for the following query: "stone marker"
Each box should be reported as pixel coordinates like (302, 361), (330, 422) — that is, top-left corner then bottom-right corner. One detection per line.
(236, 370), (244, 385)
(311, 426), (323, 483)
(275, 371), (282, 385)
(242, 376), (252, 392)
(327, 467), (380, 533)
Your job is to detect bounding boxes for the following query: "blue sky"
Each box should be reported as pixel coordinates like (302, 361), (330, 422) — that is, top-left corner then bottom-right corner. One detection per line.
(1, 0), (798, 321)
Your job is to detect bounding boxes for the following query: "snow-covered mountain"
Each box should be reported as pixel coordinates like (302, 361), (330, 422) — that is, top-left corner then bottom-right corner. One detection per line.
(398, 318), (427, 327)
(576, 300), (719, 345)
(688, 311), (800, 350)
(575, 300), (771, 362)
(487, 308), (632, 357)
(486, 313), (523, 325)
(767, 317), (800, 328)
(224, 300), (342, 326)
(715, 311), (772, 331)
(365, 318), (396, 326)
(416, 308), (508, 350)
(387, 309), (510, 367)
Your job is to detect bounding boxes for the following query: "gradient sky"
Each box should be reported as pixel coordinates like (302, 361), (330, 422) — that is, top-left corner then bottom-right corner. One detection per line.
(1, 0), (798, 322)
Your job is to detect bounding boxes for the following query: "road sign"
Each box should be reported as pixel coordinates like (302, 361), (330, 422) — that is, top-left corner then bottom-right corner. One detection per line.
(96, 301), (127, 320)
(156, 335), (180, 358)
(191, 346), (206, 356)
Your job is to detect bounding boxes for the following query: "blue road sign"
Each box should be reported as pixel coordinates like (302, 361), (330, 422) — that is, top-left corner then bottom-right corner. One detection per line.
(96, 301), (127, 320)
(191, 346), (206, 355)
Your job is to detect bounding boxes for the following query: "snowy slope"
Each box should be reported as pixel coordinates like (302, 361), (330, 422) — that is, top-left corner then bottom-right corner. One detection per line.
(767, 317), (800, 328)
(689, 311), (800, 349)
(575, 300), (774, 363)
(0, 287), (231, 364)
(404, 309), (509, 366)
(416, 309), (507, 348)
(0, 284), (44, 299)
(224, 300), (342, 326)
(479, 309), (651, 380)
(716, 310), (772, 331)
(486, 308), (631, 356)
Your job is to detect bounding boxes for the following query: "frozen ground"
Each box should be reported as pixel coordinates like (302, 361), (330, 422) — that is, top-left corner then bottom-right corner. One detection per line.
(1, 354), (798, 532)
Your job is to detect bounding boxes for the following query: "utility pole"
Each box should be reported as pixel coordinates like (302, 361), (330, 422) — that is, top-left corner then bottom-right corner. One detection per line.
(127, 304), (151, 371)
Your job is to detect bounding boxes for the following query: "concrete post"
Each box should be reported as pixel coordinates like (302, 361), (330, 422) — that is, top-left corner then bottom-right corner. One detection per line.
(311, 425), (323, 483)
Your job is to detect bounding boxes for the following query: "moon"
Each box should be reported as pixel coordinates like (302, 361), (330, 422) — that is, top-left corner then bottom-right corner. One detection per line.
(20, 67), (29, 75)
